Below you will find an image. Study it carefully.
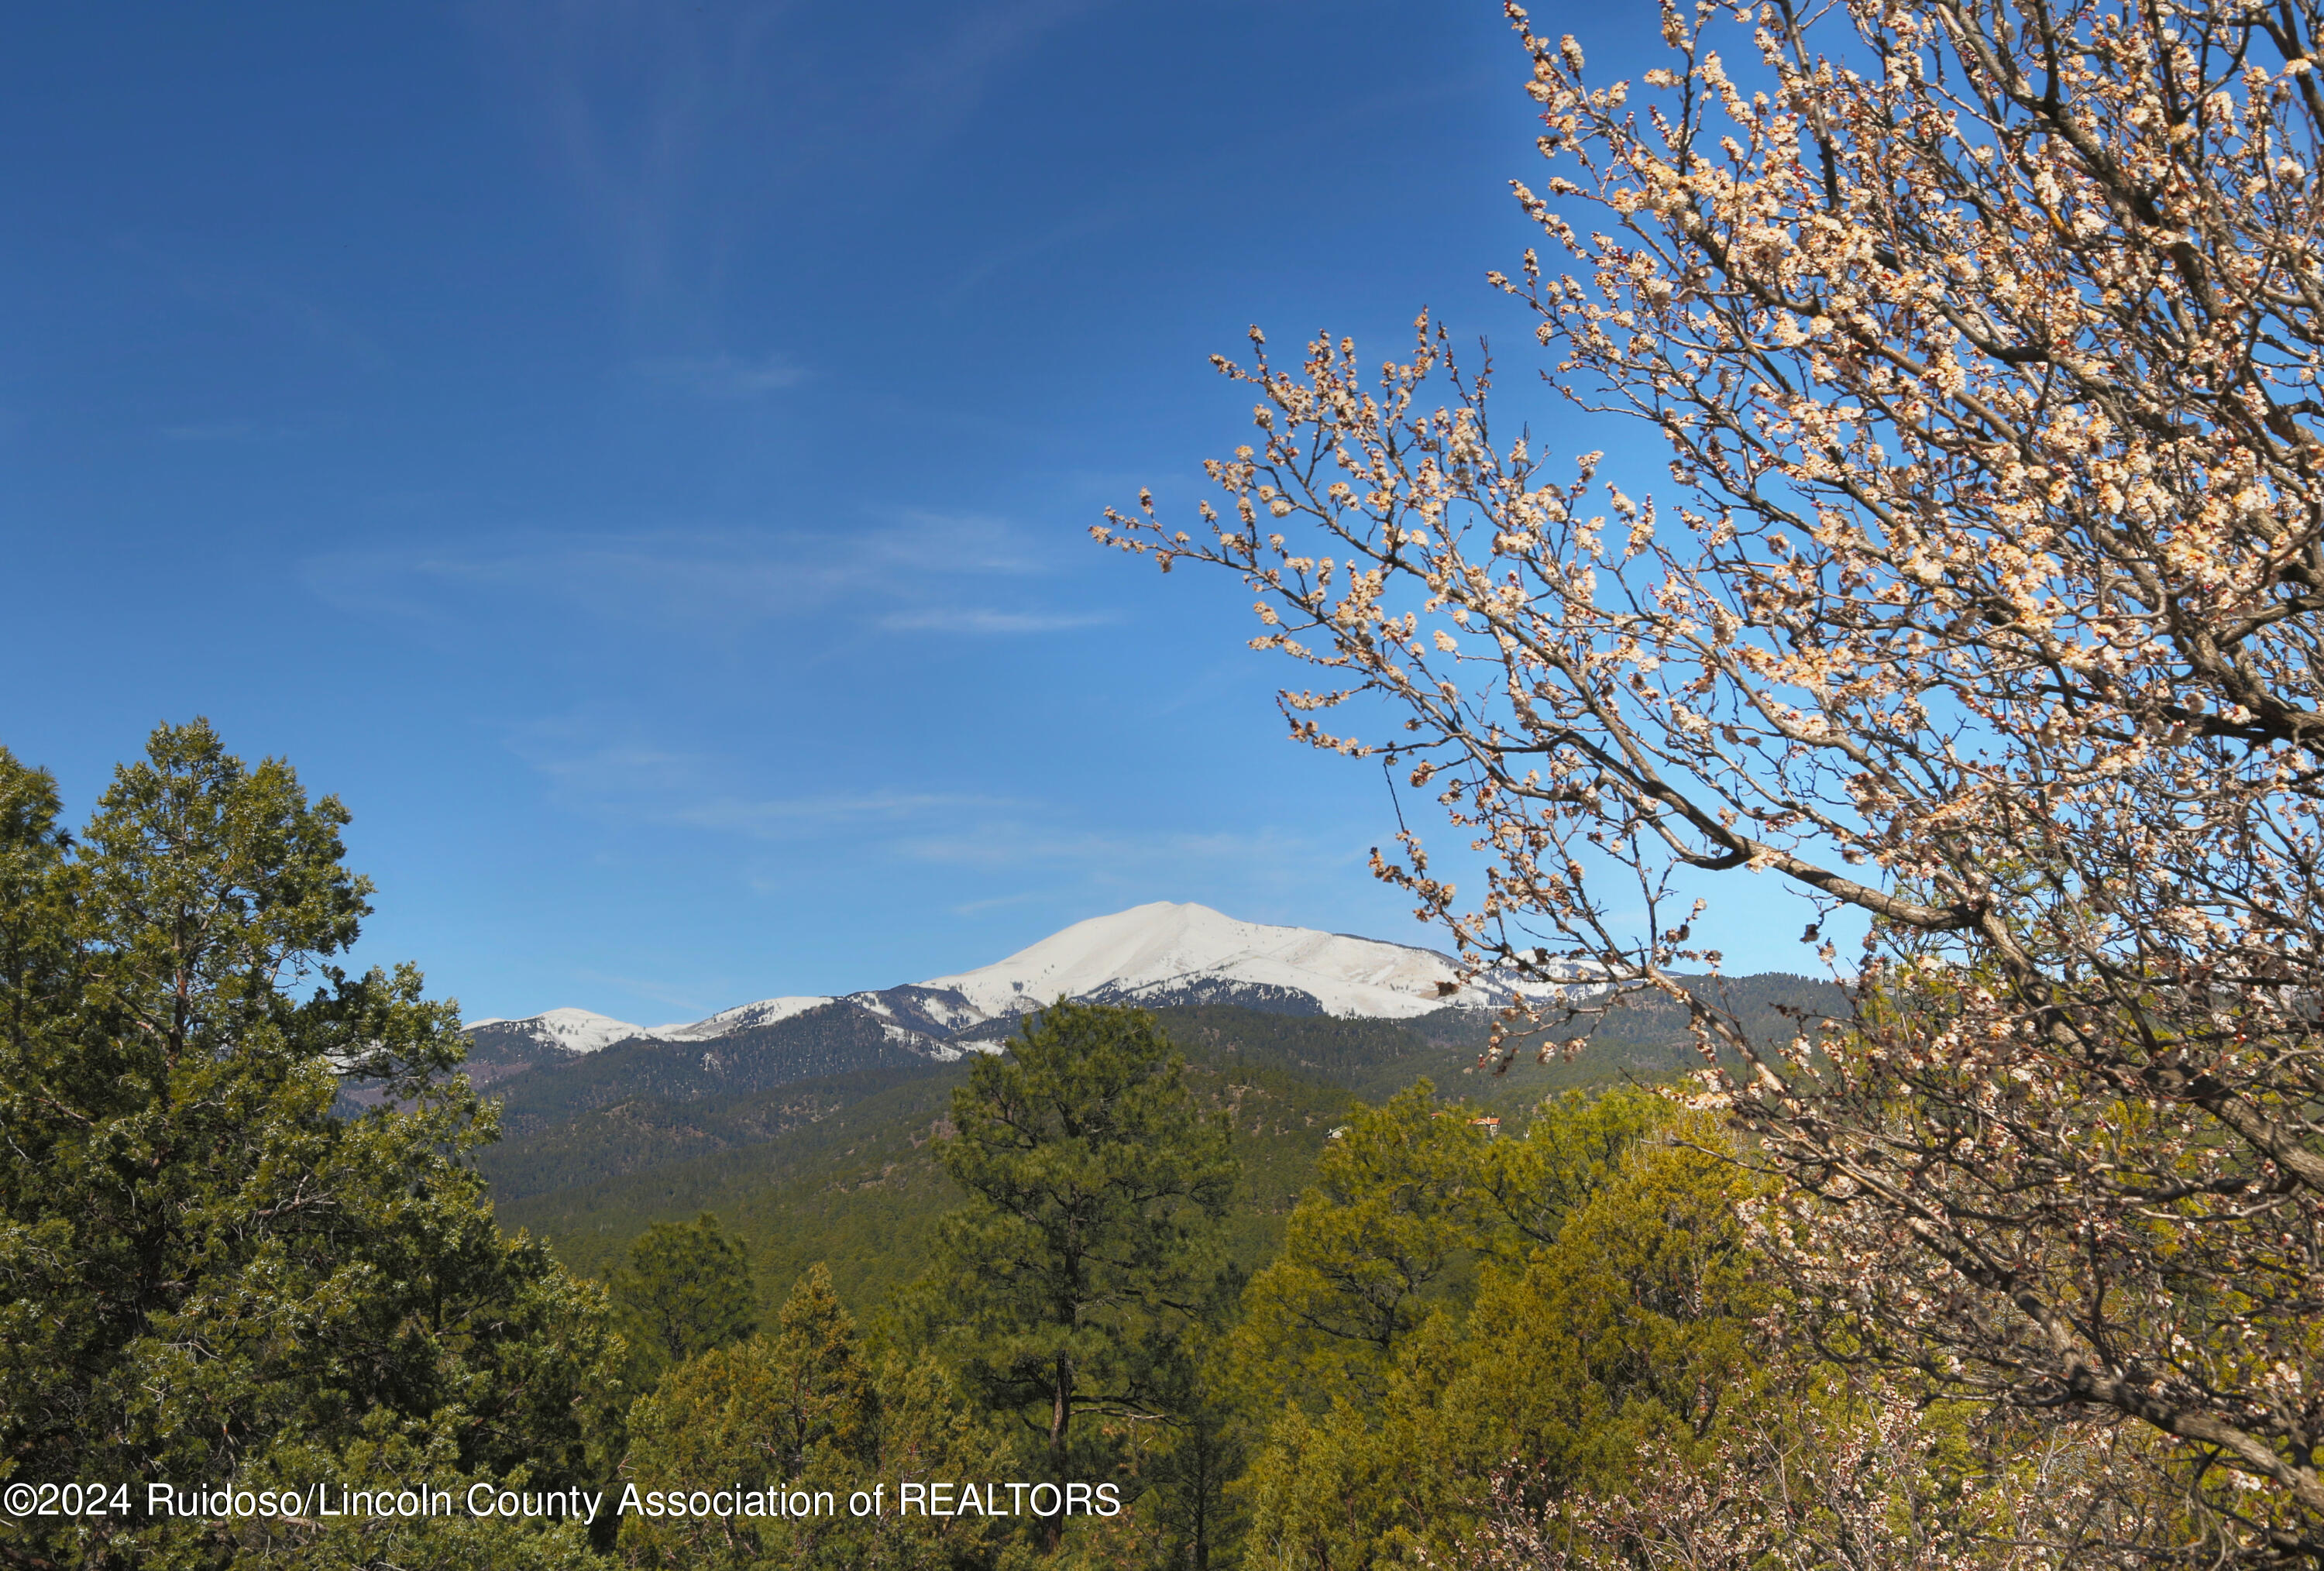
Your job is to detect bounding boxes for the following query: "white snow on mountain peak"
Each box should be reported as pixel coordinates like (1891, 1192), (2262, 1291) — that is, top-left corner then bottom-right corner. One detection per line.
(915, 899), (1492, 1019)
(467, 901), (1555, 1055)
(645, 996), (834, 1041)
(473, 1006), (645, 1056)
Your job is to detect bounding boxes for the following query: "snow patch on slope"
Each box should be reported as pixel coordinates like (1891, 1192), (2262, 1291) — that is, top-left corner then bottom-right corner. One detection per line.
(645, 996), (834, 1041)
(845, 985), (985, 1037)
(467, 1007), (644, 1056)
(880, 1022), (967, 1061)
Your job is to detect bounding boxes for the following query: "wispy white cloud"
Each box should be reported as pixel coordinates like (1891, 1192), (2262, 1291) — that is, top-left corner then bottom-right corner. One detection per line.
(891, 822), (1336, 875)
(878, 820), (1363, 926)
(941, 204), (1130, 303)
(304, 512), (1110, 639)
(868, 508), (1057, 576)
(501, 715), (1031, 842)
(304, 532), (851, 631)
(495, 710), (1365, 928)
(875, 0), (1111, 148)
(499, 720), (728, 823)
(949, 888), (1061, 916)
(472, 0), (1109, 315)
(520, 739), (713, 798)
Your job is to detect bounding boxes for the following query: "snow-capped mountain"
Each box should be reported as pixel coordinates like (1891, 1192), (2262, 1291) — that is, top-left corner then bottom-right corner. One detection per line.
(643, 995), (833, 1041)
(463, 1006), (645, 1057)
(919, 902), (1495, 1020)
(466, 902), (1520, 1067)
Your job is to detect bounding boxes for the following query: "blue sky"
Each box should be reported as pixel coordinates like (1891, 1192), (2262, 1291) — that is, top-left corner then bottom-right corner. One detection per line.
(0, 1), (1825, 1024)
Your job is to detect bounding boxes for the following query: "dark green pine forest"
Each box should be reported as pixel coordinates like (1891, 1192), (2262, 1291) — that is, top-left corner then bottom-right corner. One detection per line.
(486, 987), (1828, 1317)
(0, 725), (1858, 1570)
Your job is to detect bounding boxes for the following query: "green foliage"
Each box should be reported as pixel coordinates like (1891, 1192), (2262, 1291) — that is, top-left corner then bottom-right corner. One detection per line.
(1114, 1325), (1248, 1571)
(608, 1213), (759, 1387)
(486, 1001), (1793, 1325)
(0, 723), (620, 1569)
(485, 1007), (933, 1136)
(498, 1065), (970, 1309)
(1232, 1082), (1676, 1412)
(1475, 1085), (1671, 1258)
(1508, 1119), (1767, 1457)
(1142, 1007), (1442, 1098)
(476, 1064), (951, 1203)
(617, 1266), (1012, 1570)
(483, 994), (1839, 1305)
(1149, 988), (1840, 1107)
(500, 1024), (1367, 1386)
(920, 999), (1238, 1553)
(1231, 1081), (1494, 1404)
(1236, 1109), (1772, 1568)
(760, 1263), (875, 1474)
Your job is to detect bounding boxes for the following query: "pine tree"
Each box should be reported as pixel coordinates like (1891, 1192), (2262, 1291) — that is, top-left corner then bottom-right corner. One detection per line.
(0, 723), (620, 1571)
(607, 1213), (758, 1391)
(923, 1001), (1236, 1547)
(1229, 1080), (1487, 1405)
(763, 1264), (871, 1476)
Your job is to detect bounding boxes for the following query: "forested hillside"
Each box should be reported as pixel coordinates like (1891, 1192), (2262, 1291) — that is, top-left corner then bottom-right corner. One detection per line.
(494, 1019), (1372, 1310)
(486, 989), (1845, 1315)
(476, 1060), (960, 1203)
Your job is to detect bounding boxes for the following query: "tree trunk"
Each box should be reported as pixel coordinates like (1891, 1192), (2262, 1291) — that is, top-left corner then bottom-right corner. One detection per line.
(1045, 1353), (1072, 1552)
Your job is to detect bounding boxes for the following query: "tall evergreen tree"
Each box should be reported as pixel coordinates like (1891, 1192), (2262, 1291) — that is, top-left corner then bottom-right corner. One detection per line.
(761, 1264), (871, 1476)
(1230, 1080), (1488, 1405)
(923, 1001), (1236, 1546)
(607, 1212), (758, 1391)
(0, 724), (619, 1570)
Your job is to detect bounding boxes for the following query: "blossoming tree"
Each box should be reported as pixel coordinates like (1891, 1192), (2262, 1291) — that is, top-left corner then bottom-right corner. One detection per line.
(1101, 0), (2324, 1554)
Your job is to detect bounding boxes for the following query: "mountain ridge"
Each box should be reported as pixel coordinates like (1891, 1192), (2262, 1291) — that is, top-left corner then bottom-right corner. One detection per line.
(465, 901), (1559, 1068)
